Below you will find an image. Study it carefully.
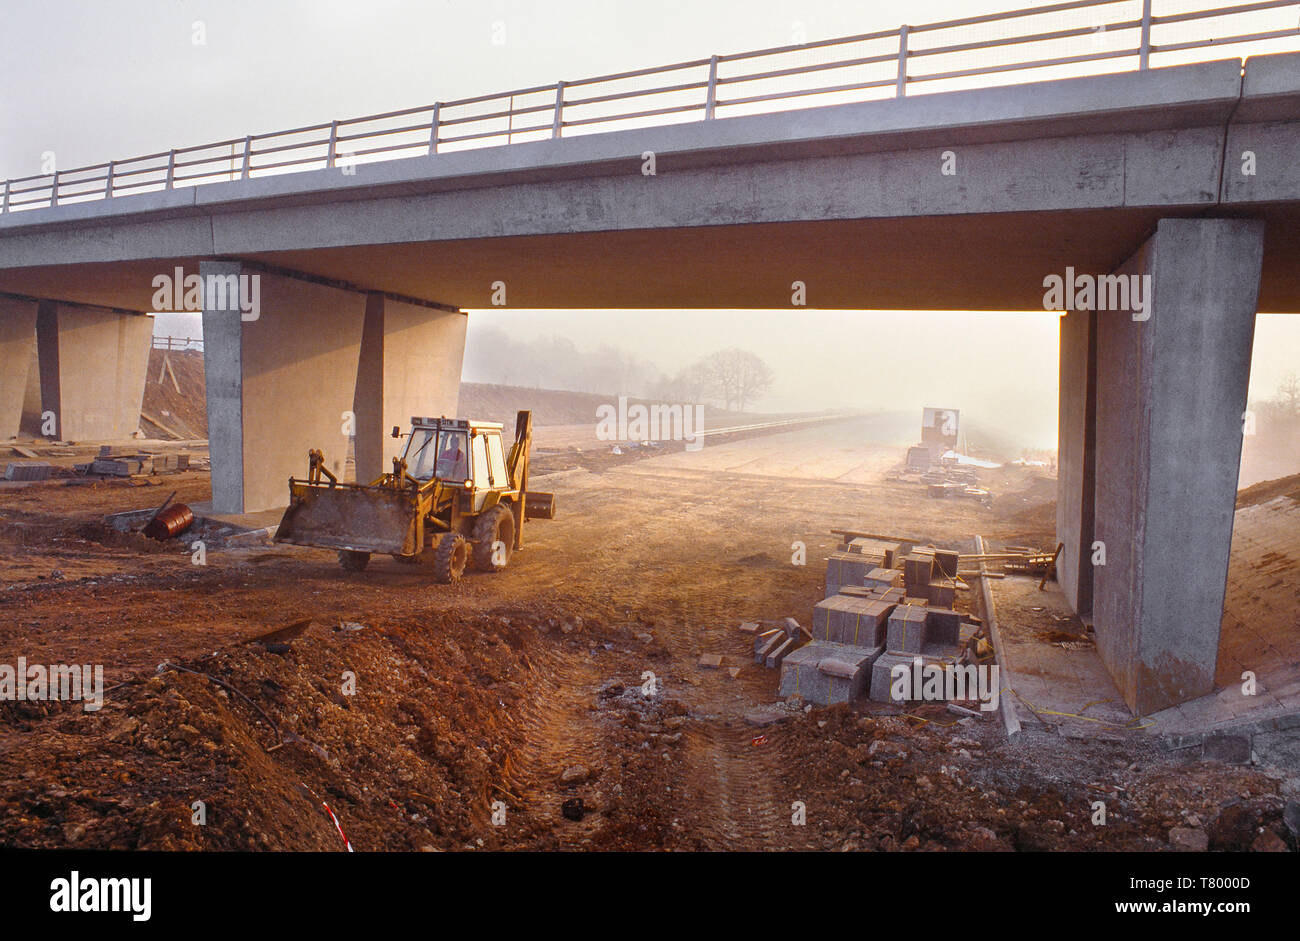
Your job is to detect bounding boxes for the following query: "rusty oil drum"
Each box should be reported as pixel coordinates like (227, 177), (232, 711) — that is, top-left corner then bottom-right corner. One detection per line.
(142, 503), (195, 540)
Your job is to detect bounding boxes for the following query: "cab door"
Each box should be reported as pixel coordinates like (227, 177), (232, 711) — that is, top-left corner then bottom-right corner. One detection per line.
(470, 432), (490, 513)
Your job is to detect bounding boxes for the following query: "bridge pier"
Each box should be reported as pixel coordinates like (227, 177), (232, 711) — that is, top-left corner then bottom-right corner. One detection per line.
(202, 263), (465, 514)
(352, 293), (467, 484)
(0, 297), (37, 439)
(1056, 218), (1264, 715)
(30, 300), (152, 442)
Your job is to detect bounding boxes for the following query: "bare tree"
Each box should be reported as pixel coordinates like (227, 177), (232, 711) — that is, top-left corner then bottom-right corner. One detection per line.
(698, 348), (774, 412)
(1279, 371), (1300, 417)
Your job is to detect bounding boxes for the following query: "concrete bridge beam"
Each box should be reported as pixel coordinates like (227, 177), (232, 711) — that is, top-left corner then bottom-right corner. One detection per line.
(33, 300), (151, 442)
(0, 297), (37, 439)
(1057, 217), (1265, 715)
(201, 262), (465, 514)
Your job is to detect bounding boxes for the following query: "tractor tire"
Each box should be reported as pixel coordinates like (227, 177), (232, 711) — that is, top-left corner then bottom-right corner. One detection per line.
(338, 550), (370, 573)
(472, 505), (514, 572)
(433, 532), (470, 584)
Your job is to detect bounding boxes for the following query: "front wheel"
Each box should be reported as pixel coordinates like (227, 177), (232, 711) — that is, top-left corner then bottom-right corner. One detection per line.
(432, 532), (470, 584)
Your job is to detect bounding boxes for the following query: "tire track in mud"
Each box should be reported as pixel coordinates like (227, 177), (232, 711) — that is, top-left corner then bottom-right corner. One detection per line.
(496, 643), (610, 846)
(645, 610), (798, 852)
(679, 721), (791, 850)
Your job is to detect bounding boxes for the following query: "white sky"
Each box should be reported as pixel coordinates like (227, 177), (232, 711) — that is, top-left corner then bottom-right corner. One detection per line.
(3, 1), (1298, 445)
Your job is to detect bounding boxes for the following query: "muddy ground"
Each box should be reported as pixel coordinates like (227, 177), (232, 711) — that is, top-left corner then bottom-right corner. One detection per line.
(0, 417), (1295, 851)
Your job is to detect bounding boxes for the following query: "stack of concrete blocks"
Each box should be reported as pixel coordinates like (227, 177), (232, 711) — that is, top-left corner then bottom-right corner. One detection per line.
(902, 547), (935, 594)
(871, 604), (929, 703)
(752, 617), (812, 669)
(826, 538), (900, 597)
(846, 537), (899, 569)
(869, 603), (976, 703)
(779, 641), (882, 706)
(824, 550), (870, 598)
(90, 455), (153, 476)
(3, 461), (52, 481)
(812, 594), (893, 647)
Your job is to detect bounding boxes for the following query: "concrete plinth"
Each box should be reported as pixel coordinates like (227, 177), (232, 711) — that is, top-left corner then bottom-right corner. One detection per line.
(34, 301), (151, 441)
(0, 297), (36, 439)
(203, 263), (466, 514)
(1088, 218), (1264, 714)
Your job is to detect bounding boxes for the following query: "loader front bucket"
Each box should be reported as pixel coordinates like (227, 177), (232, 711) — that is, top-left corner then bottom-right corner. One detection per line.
(274, 480), (420, 556)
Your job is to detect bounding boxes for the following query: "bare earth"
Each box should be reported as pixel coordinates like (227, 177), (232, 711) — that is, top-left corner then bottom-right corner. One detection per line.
(0, 416), (1293, 851)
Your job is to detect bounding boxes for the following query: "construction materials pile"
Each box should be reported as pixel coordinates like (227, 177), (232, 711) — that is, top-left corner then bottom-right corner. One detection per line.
(772, 534), (982, 707)
(78, 445), (193, 478)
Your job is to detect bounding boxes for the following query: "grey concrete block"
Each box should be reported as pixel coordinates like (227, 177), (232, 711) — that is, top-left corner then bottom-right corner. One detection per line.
(870, 651), (918, 703)
(826, 551), (870, 591)
(927, 582), (956, 608)
(1202, 732), (1252, 764)
(865, 567), (903, 592)
(903, 554), (934, 592)
(926, 608), (962, 646)
(755, 630), (784, 663)
(935, 549), (959, 578)
(766, 636), (795, 669)
(779, 641), (881, 705)
(778, 643), (822, 699)
(4, 461), (52, 481)
(886, 604), (928, 653)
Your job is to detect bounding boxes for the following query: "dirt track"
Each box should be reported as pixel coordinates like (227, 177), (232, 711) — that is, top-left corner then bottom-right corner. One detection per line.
(0, 417), (1293, 851)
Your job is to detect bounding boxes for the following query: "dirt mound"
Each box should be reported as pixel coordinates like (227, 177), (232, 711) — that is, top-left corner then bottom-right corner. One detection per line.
(0, 613), (544, 850)
(141, 349), (207, 438)
(1236, 471), (1300, 509)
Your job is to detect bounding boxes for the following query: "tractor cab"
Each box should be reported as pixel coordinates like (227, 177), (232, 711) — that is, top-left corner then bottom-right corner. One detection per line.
(400, 417), (511, 514)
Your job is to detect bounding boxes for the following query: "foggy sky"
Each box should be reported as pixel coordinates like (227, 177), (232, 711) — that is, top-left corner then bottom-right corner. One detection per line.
(4, 1), (1298, 450)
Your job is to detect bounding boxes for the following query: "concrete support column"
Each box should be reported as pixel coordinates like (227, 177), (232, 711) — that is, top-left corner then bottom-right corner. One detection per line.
(202, 262), (368, 514)
(1087, 218), (1263, 715)
(0, 297), (37, 439)
(34, 300), (152, 441)
(1056, 306), (1097, 616)
(352, 294), (467, 483)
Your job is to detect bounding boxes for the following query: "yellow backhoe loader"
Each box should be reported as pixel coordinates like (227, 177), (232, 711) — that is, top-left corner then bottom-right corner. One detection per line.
(274, 410), (554, 582)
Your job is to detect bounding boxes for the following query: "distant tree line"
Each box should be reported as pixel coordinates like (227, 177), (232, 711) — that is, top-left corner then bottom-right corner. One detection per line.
(1253, 372), (1300, 435)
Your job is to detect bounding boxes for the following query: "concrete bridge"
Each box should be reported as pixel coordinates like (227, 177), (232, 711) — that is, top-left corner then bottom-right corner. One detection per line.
(2, 2), (1299, 715)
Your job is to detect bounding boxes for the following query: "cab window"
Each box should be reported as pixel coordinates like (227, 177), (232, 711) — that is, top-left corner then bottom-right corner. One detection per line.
(487, 434), (508, 486)
(471, 433), (488, 487)
(435, 431), (469, 481)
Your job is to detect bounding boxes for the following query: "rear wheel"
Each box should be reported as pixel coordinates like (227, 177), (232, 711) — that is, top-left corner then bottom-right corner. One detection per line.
(433, 532), (470, 583)
(472, 505), (514, 572)
(338, 550), (370, 572)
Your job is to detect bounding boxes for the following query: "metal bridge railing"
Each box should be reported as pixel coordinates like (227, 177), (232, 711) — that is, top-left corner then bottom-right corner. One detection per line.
(2, 0), (1298, 215)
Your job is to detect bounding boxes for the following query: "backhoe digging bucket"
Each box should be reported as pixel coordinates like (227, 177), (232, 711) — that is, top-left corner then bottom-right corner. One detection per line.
(275, 481), (420, 556)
